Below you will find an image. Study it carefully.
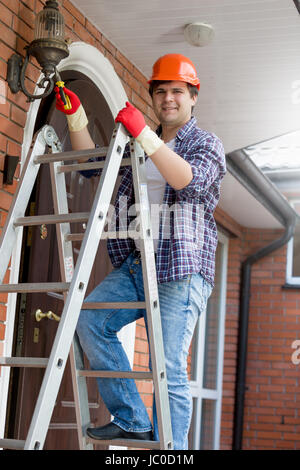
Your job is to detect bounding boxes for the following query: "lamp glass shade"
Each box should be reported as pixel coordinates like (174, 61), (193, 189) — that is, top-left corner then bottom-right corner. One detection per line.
(34, 2), (65, 41)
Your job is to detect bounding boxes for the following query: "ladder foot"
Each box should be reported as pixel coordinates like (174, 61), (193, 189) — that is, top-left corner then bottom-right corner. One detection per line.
(0, 439), (26, 450)
(86, 436), (161, 450)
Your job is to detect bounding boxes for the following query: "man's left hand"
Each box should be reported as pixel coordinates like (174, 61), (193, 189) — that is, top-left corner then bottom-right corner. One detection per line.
(115, 102), (146, 138)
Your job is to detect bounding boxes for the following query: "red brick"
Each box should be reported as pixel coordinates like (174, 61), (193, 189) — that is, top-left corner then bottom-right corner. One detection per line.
(0, 211), (7, 227)
(63, 0), (85, 25)
(59, 5), (74, 30)
(7, 86), (30, 113)
(0, 189), (13, 210)
(0, 21), (17, 49)
(123, 69), (141, 96)
(0, 96), (10, 118)
(0, 115), (23, 142)
(73, 19), (95, 45)
(0, 134), (7, 153)
(0, 59), (7, 79)
(4, 178), (18, 194)
(23, 0), (35, 11)
(0, 0), (19, 14)
(13, 17), (34, 44)
(10, 104), (27, 127)
(133, 66), (148, 88)
(0, 2), (13, 27)
(131, 92), (148, 115)
(0, 322), (5, 340)
(102, 35), (116, 57)
(18, 4), (35, 28)
(6, 140), (21, 157)
(116, 49), (134, 74)
(0, 304), (6, 321)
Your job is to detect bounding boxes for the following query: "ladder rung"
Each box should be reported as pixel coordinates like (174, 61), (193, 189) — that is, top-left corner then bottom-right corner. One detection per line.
(86, 437), (160, 450)
(34, 147), (108, 164)
(78, 370), (152, 379)
(0, 357), (48, 368)
(57, 158), (131, 174)
(14, 212), (90, 227)
(65, 233), (84, 242)
(81, 301), (146, 310)
(65, 231), (129, 242)
(0, 439), (25, 450)
(0, 282), (70, 293)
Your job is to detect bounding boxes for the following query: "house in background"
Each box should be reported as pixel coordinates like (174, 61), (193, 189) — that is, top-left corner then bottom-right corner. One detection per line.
(0, 0), (300, 450)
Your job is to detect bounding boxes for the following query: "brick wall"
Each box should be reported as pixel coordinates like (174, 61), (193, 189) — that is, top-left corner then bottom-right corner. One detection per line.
(219, 220), (300, 450)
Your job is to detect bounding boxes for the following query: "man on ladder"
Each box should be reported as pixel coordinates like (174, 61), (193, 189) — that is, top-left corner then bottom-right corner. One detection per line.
(55, 53), (226, 450)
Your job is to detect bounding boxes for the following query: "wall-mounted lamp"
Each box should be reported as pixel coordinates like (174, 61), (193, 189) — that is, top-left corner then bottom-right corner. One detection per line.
(6, 0), (69, 102)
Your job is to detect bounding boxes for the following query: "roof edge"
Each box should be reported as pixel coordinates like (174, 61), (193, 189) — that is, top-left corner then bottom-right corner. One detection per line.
(226, 149), (299, 227)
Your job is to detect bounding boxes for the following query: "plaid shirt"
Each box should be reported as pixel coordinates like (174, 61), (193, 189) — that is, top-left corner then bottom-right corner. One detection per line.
(81, 117), (226, 286)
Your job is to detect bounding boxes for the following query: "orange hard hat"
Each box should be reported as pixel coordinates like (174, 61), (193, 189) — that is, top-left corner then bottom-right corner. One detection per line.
(148, 54), (200, 90)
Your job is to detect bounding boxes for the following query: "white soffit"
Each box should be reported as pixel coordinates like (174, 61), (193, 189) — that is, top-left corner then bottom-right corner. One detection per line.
(219, 172), (284, 228)
(71, 0), (300, 153)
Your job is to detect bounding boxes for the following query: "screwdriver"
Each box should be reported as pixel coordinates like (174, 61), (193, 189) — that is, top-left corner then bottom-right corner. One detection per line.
(55, 72), (72, 111)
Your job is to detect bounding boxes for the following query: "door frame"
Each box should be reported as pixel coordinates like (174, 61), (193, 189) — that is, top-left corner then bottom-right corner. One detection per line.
(0, 41), (134, 439)
(189, 230), (228, 449)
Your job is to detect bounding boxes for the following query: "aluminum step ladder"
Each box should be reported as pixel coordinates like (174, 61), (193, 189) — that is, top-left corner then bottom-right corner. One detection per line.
(0, 123), (173, 450)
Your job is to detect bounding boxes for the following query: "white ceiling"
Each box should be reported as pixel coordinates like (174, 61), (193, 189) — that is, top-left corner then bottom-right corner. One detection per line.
(71, 0), (300, 153)
(70, 0), (300, 228)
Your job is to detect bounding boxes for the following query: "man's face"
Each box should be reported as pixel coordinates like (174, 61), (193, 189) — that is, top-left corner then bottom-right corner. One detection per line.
(151, 81), (197, 128)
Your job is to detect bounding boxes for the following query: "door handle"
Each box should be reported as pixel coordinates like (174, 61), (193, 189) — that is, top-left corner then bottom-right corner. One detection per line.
(35, 309), (61, 322)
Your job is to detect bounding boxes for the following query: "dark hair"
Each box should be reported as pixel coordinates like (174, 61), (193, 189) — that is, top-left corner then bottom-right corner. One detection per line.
(148, 80), (199, 98)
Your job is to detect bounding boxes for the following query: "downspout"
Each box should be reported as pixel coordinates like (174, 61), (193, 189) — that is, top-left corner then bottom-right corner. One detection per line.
(232, 220), (296, 450)
(225, 149), (298, 450)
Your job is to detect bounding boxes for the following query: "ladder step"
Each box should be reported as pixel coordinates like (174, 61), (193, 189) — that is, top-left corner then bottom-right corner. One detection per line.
(82, 301), (146, 310)
(0, 439), (25, 450)
(0, 282), (69, 293)
(86, 437), (161, 450)
(65, 231), (129, 242)
(34, 147), (108, 164)
(57, 158), (131, 174)
(14, 212), (90, 227)
(0, 357), (48, 368)
(78, 370), (152, 379)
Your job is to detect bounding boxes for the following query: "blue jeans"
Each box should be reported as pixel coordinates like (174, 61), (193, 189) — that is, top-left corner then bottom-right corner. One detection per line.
(76, 253), (212, 449)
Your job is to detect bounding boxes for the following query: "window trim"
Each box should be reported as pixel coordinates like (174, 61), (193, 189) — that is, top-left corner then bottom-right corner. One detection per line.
(286, 199), (300, 285)
(189, 230), (228, 449)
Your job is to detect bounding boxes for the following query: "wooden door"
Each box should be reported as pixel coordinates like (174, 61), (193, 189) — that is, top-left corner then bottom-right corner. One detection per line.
(8, 73), (117, 449)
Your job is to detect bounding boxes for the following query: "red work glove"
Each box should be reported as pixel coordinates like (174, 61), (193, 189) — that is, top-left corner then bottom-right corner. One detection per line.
(54, 86), (81, 115)
(115, 102), (146, 138)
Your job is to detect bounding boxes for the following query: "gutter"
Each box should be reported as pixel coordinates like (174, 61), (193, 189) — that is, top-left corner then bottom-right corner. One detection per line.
(225, 149), (298, 450)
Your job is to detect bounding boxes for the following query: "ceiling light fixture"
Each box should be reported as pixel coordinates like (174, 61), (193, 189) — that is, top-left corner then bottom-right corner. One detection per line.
(6, 0), (69, 102)
(184, 22), (215, 47)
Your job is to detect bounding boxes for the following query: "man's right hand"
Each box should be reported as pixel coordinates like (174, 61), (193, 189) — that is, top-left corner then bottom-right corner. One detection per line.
(54, 86), (81, 115)
(54, 86), (88, 133)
